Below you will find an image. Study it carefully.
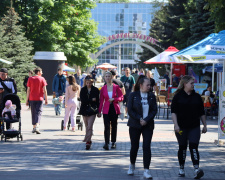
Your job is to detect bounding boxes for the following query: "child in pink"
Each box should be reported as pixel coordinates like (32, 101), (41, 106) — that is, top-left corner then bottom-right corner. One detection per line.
(2, 100), (16, 119)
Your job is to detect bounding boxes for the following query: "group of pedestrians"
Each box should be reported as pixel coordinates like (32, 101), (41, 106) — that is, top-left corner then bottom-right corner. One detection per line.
(21, 65), (207, 179)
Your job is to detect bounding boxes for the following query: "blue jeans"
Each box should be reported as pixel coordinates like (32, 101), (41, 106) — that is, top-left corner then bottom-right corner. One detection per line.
(55, 104), (62, 115)
(55, 90), (63, 97)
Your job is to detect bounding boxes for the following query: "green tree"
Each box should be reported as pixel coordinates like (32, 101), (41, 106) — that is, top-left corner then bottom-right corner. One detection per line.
(0, 0), (104, 68)
(0, 7), (35, 92)
(205, 0), (225, 32)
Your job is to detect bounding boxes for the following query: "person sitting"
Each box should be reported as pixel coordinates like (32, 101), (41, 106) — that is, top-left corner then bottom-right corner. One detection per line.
(2, 100), (16, 130)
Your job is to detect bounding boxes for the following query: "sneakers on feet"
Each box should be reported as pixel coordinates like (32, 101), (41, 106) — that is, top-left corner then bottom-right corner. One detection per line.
(143, 169), (152, 179)
(35, 128), (41, 134)
(111, 142), (116, 149)
(194, 168), (204, 179)
(127, 164), (135, 175)
(86, 142), (91, 150)
(103, 144), (109, 150)
(178, 168), (185, 177)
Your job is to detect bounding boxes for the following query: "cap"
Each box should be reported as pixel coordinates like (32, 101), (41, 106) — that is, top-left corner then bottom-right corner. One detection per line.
(0, 68), (8, 73)
(110, 70), (116, 76)
(5, 100), (12, 107)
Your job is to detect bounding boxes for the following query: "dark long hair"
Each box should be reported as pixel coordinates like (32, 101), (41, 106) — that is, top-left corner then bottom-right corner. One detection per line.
(134, 75), (149, 92)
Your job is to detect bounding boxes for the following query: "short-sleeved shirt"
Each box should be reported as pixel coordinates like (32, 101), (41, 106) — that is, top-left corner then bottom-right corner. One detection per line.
(27, 76), (47, 101)
(120, 75), (135, 92)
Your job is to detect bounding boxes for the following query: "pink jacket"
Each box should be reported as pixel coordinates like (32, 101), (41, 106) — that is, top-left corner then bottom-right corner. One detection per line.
(99, 84), (123, 114)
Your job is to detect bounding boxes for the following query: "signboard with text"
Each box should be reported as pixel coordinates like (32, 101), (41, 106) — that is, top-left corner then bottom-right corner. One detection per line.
(194, 83), (208, 95)
(219, 85), (225, 139)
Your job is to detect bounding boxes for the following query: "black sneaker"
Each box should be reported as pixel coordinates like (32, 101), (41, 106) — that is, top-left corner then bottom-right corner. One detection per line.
(111, 142), (116, 149)
(103, 144), (109, 150)
(194, 169), (204, 179)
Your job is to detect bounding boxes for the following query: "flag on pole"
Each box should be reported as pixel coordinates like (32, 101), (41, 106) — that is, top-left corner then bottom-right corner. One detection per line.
(153, 67), (160, 83)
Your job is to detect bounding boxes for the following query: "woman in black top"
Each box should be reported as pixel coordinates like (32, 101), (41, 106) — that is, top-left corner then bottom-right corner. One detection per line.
(79, 76), (99, 150)
(171, 75), (207, 179)
(127, 76), (157, 179)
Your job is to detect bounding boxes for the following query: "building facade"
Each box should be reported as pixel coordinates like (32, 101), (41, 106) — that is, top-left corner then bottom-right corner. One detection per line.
(91, 2), (158, 71)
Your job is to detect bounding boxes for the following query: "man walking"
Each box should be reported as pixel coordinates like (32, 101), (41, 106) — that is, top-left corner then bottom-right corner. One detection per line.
(26, 67), (48, 134)
(52, 68), (66, 97)
(120, 67), (135, 117)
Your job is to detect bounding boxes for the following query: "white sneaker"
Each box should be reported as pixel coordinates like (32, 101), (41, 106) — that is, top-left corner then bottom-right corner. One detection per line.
(194, 168), (204, 179)
(143, 169), (152, 179)
(127, 164), (135, 175)
(178, 168), (185, 177)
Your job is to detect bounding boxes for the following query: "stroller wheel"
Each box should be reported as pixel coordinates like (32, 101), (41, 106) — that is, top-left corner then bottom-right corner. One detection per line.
(1, 135), (4, 141)
(61, 120), (64, 131)
(17, 136), (19, 142)
(5, 136), (7, 142)
(20, 134), (23, 141)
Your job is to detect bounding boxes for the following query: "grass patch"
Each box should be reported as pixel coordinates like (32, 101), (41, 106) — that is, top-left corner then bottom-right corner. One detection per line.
(17, 92), (27, 103)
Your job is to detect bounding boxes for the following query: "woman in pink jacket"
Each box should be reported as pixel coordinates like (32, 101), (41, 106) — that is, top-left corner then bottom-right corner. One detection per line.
(98, 71), (123, 150)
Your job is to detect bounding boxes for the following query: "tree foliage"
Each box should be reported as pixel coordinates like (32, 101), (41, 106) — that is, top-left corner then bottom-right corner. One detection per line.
(205, 0), (225, 32)
(0, 0), (104, 68)
(0, 7), (35, 92)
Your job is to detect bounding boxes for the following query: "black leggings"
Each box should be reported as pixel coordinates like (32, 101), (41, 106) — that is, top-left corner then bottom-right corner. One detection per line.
(129, 126), (153, 169)
(175, 126), (201, 169)
(103, 104), (118, 144)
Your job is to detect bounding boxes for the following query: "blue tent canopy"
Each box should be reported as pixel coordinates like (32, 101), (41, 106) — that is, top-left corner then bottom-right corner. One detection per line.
(170, 30), (225, 63)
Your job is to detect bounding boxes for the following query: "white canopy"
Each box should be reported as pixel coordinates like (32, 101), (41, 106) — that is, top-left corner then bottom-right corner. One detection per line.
(63, 65), (75, 72)
(0, 58), (13, 64)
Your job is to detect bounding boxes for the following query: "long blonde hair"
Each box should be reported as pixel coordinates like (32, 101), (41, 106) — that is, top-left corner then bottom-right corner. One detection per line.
(174, 75), (194, 95)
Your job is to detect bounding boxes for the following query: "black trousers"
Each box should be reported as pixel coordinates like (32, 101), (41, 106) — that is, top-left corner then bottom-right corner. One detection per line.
(129, 126), (153, 169)
(103, 104), (118, 144)
(175, 126), (201, 169)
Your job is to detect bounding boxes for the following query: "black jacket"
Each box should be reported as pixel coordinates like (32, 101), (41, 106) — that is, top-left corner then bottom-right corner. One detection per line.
(171, 89), (205, 129)
(127, 91), (157, 129)
(79, 85), (99, 116)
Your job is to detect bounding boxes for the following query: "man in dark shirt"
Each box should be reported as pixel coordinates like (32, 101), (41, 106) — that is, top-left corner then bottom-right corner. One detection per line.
(164, 72), (170, 87)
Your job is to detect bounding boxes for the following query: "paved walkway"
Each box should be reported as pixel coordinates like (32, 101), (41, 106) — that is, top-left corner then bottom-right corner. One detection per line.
(0, 90), (225, 179)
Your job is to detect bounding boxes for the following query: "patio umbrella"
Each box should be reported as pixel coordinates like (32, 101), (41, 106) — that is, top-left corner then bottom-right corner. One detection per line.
(63, 65), (75, 72)
(96, 63), (117, 70)
(0, 58), (13, 64)
(170, 30), (225, 91)
(144, 46), (180, 85)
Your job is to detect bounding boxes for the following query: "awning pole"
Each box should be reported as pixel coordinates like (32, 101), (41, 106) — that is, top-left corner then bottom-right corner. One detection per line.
(212, 63), (215, 91)
(170, 63), (173, 85)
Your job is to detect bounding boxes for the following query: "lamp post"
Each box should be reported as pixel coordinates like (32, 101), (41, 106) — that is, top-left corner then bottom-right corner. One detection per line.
(118, 44), (121, 76)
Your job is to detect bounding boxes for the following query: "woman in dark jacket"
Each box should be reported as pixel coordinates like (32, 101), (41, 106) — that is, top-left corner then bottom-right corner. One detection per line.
(127, 76), (157, 179)
(79, 75), (99, 150)
(171, 75), (207, 179)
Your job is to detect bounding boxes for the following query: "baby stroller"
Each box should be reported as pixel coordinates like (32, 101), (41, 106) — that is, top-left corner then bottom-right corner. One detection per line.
(0, 94), (23, 142)
(61, 100), (83, 131)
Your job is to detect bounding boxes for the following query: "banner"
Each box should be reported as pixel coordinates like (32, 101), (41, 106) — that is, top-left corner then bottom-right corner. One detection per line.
(219, 85), (225, 139)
